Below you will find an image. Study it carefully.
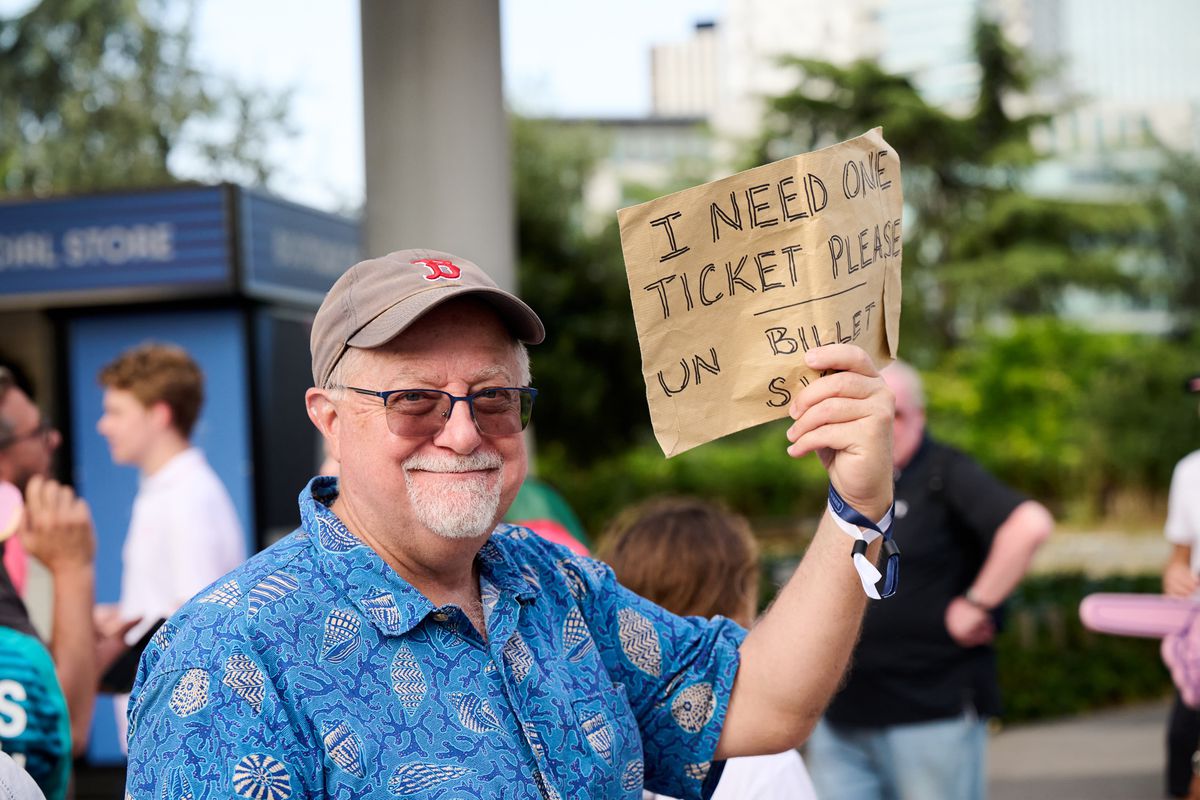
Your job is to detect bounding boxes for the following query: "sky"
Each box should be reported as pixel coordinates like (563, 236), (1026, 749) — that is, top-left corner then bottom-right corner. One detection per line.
(0, 0), (726, 212)
(183, 0), (726, 214)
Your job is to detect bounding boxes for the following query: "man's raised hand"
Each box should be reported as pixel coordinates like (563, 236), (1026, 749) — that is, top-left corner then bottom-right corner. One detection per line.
(786, 344), (895, 520)
(21, 474), (97, 573)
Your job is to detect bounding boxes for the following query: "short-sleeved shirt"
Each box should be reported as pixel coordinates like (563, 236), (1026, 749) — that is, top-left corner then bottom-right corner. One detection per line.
(120, 447), (247, 644)
(825, 436), (1026, 728)
(125, 478), (744, 799)
(1165, 450), (1200, 572)
(0, 627), (71, 800)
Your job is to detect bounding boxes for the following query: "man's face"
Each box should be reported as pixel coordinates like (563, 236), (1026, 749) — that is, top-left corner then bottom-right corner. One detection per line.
(0, 388), (60, 491)
(882, 368), (926, 470)
(328, 300), (529, 541)
(96, 388), (158, 467)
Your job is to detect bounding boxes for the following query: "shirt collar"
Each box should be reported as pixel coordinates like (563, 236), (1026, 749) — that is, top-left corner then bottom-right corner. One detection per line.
(298, 477), (539, 639)
(141, 447), (204, 491)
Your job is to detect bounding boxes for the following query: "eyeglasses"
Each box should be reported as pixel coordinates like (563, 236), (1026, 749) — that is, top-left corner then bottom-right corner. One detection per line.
(0, 418), (54, 450)
(343, 386), (537, 438)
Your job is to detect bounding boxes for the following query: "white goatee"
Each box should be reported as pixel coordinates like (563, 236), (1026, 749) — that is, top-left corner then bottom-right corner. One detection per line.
(402, 451), (504, 540)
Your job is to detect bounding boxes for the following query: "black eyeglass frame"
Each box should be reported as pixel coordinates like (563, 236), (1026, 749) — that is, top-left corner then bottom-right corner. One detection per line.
(342, 386), (538, 437)
(0, 417), (54, 450)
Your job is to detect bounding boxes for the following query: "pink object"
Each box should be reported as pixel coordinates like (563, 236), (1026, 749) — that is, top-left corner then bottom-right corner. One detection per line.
(3, 535), (27, 597)
(1079, 593), (1198, 639)
(1080, 592), (1200, 708)
(519, 518), (590, 557)
(0, 482), (26, 596)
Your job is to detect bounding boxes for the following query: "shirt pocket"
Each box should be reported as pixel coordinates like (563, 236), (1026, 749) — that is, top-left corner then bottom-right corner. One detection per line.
(568, 683), (643, 799)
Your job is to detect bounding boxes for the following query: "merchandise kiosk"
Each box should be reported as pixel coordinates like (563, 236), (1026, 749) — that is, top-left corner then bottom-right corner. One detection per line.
(0, 184), (360, 762)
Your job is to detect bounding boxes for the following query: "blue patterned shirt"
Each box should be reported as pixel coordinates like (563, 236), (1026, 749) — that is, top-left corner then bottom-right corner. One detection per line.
(126, 478), (745, 799)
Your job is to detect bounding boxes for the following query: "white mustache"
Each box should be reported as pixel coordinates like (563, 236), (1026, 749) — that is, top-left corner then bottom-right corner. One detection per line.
(403, 452), (503, 473)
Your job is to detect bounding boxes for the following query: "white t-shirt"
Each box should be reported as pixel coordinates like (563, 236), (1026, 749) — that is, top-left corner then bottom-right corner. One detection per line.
(119, 448), (246, 638)
(644, 750), (819, 800)
(114, 448), (246, 746)
(1165, 450), (1200, 573)
(0, 751), (45, 800)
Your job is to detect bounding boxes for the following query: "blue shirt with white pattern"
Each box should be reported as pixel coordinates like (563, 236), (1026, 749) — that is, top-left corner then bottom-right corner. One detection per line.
(125, 478), (745, 799)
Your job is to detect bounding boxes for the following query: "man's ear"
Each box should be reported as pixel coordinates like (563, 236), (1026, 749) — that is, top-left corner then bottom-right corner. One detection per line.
(149, 401), (174, 434)
(306, 388), (340, 462)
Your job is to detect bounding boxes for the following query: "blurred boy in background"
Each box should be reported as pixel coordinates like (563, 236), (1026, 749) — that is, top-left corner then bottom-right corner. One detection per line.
(94, 343), (245, 743)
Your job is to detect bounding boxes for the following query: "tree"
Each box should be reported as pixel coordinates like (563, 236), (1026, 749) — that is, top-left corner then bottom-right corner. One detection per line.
(1151, 146), (1200, 335)
(0, 0), (290, 196)
(511, 116), (650, 464)
(752, 17), (1151, 359)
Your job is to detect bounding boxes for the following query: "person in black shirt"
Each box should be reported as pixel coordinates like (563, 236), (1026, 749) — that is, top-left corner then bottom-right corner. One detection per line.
(806, 359), (1054, 800)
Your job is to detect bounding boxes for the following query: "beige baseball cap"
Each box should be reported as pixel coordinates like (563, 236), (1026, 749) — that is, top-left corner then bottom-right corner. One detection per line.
(310, 248), (545, 386)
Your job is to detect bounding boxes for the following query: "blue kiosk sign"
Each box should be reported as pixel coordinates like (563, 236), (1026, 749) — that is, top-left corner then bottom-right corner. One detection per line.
(0, 184), (360, 308)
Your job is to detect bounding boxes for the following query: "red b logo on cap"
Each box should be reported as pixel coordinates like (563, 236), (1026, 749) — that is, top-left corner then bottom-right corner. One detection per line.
(413, 258), (462, 281)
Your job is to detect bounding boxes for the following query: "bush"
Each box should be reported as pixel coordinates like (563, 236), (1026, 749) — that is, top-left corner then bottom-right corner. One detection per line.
(925, 319), (1199, 519)
(538, 419), (830, 540)
(539, 319), (1199, 537)
(996, 573), (1170, 722)
(754, 567), (1171, 723)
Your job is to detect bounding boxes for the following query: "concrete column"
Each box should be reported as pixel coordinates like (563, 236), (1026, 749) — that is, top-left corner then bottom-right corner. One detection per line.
(360, 0), (515, 291)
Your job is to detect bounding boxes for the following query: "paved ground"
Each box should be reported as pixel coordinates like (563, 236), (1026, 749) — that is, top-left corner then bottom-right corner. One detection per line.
(990, 697), (1170, 800)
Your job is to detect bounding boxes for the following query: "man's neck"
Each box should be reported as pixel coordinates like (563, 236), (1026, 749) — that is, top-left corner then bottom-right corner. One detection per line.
(139, 436), (191, 478)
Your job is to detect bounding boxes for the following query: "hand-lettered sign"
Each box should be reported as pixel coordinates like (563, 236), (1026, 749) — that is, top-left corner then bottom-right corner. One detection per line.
(617, 128), (902, 457)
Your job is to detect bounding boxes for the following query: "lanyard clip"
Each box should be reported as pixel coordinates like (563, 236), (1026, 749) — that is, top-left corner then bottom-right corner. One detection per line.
(829, 485), (900, 600)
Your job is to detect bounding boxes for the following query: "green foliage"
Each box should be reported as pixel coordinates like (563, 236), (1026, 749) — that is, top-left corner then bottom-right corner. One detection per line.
(540, 318), (1198, 537)
(995, 573), (1172, 722)
(0, 0), (290, 196)
(925, 319), (1199, 515)
(751, 16), (1150, 358)
(1151, 147), (1200, 333)
(540, 420), (829, 539)
(512, 116), (648, 463)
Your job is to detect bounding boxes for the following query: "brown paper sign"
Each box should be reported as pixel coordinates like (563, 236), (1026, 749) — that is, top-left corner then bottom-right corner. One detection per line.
(617, 128), (903, 457)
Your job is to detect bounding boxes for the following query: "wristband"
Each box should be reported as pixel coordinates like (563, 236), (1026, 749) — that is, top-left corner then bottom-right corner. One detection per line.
(826, 484), (900, 600)
(963, 589), (991, 612)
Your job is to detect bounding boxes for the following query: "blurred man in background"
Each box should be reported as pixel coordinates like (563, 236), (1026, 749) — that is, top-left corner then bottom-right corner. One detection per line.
(95, 344), (245, 742)
(0, 366), (98, 798)
(1161, 373), (1200, 799)
(807, 359), (1054, 800)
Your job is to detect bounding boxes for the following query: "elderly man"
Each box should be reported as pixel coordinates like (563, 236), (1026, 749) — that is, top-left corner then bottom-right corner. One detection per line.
(807, 359), (1054, 800)
(125, 249), (895, 799)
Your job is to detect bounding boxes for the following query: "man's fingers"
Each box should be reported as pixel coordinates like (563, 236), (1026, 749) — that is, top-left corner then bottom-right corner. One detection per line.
(788, 396), (884, 442)
(787, 421), (864, 458)
(68, 496), (91, 526)
(789, 371), (880, 419)
(52, 482), (78, 513)
(23, 474), (45, 516)
(801, 343), (882, 378)
(26, 476), (69, 516)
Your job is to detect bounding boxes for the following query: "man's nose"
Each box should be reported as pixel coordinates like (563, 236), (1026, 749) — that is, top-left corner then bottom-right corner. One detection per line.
(47, 427), (62, 451)
(432, 399), (482, 454)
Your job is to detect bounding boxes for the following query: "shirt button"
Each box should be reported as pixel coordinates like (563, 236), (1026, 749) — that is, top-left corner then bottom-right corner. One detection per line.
(432, 611), (450, 622)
